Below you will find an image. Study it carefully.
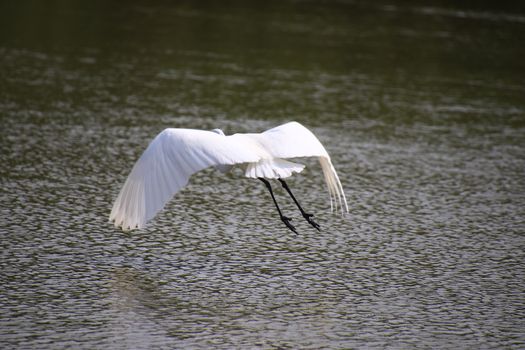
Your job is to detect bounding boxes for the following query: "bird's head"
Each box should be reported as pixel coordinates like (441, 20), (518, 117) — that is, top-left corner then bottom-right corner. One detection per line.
(211, 128), (225, 136)
(210, 128), (231, 173)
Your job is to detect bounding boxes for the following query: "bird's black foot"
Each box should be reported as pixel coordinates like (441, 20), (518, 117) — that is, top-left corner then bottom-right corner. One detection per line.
(303, 213), (320, 231)
(280, 215), (297, 234)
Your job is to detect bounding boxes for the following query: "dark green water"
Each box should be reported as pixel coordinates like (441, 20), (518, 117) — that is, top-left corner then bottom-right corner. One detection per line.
(1, 1), (524, 348)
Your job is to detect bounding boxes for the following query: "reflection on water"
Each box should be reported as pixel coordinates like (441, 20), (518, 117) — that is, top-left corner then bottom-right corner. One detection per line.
(1, 1), (524, 348)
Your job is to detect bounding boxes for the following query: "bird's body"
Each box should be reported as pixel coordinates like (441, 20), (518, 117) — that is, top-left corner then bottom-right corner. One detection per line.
(110, 121), (348, 231)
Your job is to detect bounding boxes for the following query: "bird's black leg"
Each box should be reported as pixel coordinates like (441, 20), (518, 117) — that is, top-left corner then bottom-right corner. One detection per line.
(278, 179), (320, 231)
(258, 178), (297, 234)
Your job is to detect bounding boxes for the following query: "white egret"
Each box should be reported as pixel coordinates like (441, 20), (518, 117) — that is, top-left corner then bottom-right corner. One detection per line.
(109, 121), (348, 233)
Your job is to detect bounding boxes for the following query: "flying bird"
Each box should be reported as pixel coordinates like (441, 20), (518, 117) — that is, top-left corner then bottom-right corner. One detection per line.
(110, 121), (348, 233)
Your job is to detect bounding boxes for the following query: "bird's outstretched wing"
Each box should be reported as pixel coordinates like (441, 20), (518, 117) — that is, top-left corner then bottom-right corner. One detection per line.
(110, 129), (260, 230)
(258, 121), (349, 214)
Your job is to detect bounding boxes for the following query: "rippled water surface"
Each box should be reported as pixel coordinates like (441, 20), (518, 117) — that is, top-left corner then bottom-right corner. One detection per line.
(1, 1), (524, 349)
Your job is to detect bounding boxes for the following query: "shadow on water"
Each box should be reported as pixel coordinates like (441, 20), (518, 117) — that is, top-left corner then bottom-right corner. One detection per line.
(1, 0), (524, 348)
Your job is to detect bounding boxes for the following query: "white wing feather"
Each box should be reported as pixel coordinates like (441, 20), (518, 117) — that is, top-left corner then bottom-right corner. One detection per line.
(257, 121), (349, 214)
(258, 121), (330, 159)
(110, 128), (260, 230)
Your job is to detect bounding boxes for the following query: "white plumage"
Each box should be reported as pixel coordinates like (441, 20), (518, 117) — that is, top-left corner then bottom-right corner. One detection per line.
(110, 121), (348, 231)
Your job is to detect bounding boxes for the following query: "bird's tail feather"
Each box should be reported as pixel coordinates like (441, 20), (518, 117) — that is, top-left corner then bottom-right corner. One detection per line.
(245, 158), (304, 179)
